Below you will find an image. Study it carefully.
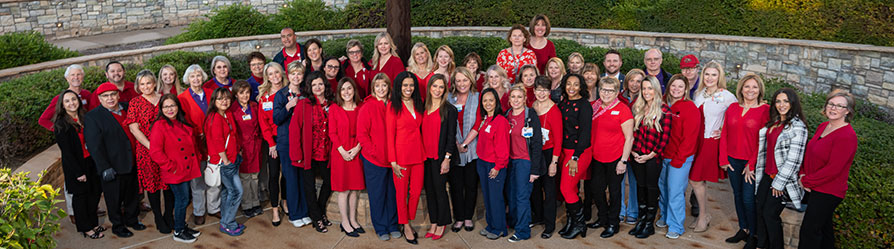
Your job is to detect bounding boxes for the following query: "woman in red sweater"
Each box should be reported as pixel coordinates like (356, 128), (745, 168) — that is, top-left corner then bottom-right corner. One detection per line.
(329, 78), (366, 237)
(371, 32), (405, 82)
(463, 52), (487, 92)
(476, 88), (510, 240)
(531, 76), (562, 239)
(798, 91), (858, 249)
(421, 74), (459, 240)
(516, 64), (539, 107)
(358, 73), (402, 240)
(387, 71), (425, 244)
(231, 81), (263, 218)
(657, 75), (701, 238)
(149, 94), (202, 243)
(257, 62), (290, 226)
(719, 73), (769, 247)
(309, 71), (335, 227)
(176, 64), (217, 225)
(204, 88), (244, 236)
(526, 14), (556, 75)
(587, 76), (634, 239)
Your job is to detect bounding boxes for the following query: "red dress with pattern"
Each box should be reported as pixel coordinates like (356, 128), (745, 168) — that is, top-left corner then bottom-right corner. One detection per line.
(125, 95), (168, 192)
(496, 48), (537, 83)
(312, 100), (332, 162)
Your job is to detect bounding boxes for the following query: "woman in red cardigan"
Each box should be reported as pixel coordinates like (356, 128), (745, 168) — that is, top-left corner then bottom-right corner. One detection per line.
(719, 73), (769, 248)
(657, 75), (701, 238)
(176, 64), (218, 225)
(288, 71), (328, 233)
(204, 88), (244, 236)
(798, 91), (858, 249)
(371, 32), (405, 82)
(526, 14), (555, 75)
(386, 71), (425, 244)
(149, 94), (203, 243)
(329, 78), (366, 237)
(358, 73), (402, 240)
(231, 81), (263, 218)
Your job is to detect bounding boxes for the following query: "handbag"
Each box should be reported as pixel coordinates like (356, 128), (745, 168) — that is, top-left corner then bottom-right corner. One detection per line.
(203, 134), (229, 187)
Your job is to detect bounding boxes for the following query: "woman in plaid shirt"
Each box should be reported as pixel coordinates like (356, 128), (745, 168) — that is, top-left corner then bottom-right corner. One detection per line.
(628, 76), (672, 239)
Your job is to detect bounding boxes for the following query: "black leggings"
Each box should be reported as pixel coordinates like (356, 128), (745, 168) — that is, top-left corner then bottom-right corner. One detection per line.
(424, 158), (452, 226)
(147, 189), (174, 231)
(449, 159), (479, 221)
(266, 150), (286, 207)
(312, 160), (332, 213)
(590, 158), (623, 226)
(299, 167), (324, 222)
(631, 157), (661, 208)
(755, 174), (786, 249)
(798, 191), (842, 249)
(531, 149), (557, 232)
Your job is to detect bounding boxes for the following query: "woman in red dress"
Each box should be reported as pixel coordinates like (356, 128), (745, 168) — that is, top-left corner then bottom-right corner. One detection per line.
(526, 14), (555, 75)
(126, 70), (173, 233)
(387, 71), (426, 244)
(231, 81), (263, 218)
(371, 32), (405, 82)
(329, 78), (366, 237)
(463, 52), (487, 92)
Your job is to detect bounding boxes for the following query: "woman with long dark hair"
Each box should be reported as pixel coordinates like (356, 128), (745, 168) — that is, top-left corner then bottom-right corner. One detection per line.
(53, 90), (104, 239)
(421, 74), (458, 240)
(306, 71), (335, 228)
(287, 71), (329, 233)
(387, 71), (426, 244)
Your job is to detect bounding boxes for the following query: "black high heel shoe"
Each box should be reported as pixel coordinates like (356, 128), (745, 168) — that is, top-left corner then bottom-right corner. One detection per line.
(451, 222), (462, 233)
(405, 231), (418, 245)
(352, 225), (366, 234)
(321, 215), (333, 227)
(83, 231), (104, 239)
(341, 224), (359, 237)
(313, 220), (328, 233)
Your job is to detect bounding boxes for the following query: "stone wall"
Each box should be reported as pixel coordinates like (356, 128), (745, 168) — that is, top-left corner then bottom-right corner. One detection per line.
(0, 0), (350, 40)
(1, 26), (892, 111)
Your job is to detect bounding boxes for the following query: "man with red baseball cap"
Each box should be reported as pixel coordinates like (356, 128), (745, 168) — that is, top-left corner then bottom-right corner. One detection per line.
(84, 83), (145, 238)
(680, 54), (700, 99)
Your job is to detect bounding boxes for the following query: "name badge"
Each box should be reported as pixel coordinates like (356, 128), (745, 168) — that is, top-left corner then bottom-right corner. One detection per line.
(242, 114), (252, 121)
(81, 99), (87, 105)
(485, 125), (492, 133)
(522, 127), (533, 138)
(262, 102), (273, 111)
(611, 110), (620, 115)
(454, 104), (463, 112)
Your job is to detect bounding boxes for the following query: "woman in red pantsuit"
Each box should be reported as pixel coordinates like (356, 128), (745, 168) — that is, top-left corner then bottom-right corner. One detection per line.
(126, 70), (173, 233)
(386, 71), (426, 244)
(371, 32), (405, 82)
(329, 78), (366, 237)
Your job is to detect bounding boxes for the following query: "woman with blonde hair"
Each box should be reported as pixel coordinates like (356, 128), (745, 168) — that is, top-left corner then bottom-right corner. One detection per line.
(257, 62), (291, 226)
(371, 32), (405, 81)
(628, 76), (672, 239)
(158, 65), (184, 95)
(407, 42), (433, 88)
(425, 45), (456, 86)
(485, 65), (512, 108)
(567, 53), (585, 75)
(545, 57), (565, 103)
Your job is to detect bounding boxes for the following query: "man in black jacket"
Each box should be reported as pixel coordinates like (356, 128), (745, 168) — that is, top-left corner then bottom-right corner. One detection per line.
(84, 83), (145, 238)
(272, 27), (304, 73)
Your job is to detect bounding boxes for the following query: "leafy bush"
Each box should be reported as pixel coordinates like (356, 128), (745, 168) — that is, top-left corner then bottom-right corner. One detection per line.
(271, 0), (343, 35)
(0, 168), (65, 249)
(340, 0), (385, 29)
(0, 32), (80, 70)
(165, 4), (276, 44)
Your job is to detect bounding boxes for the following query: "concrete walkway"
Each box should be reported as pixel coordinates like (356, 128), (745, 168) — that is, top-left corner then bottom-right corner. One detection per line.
(50, 26), (187, 53)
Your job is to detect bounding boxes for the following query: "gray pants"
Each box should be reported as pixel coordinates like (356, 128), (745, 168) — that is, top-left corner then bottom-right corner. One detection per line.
(239, 172), (260, 210)
(191, 160), (221, 216)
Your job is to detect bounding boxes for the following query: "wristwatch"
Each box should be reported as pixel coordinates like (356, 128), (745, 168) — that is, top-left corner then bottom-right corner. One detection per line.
(445, 154), (451, 159)
(571, 156), (579, 161)
(461, 144), (468, 149)
(621, 160), (628, 165)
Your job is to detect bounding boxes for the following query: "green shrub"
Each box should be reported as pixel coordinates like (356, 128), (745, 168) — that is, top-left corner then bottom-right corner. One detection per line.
(0, 168), (65, 249)
(142, 51), (251, 81)
(271, 0), (343, 34)
(0, 32), (80, 70)
(340, 0), (385, 29)
(165, 4), (276, 44)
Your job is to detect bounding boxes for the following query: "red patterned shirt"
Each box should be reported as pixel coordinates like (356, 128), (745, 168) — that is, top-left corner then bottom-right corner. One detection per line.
(312, 101), (332, 161)
(633, 104), (673, 155)
(496, 48), (537, 83)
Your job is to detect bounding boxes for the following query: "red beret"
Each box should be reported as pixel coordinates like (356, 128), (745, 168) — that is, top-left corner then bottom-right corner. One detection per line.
(680, 54), (699, 69)
(95, 83), (120, 95)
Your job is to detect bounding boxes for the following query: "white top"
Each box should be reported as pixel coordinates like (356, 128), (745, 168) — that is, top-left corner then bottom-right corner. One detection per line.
(693, 88), (737, 138)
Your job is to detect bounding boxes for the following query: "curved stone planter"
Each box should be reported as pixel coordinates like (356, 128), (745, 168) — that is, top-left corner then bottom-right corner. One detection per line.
(2, 26), (892, 109)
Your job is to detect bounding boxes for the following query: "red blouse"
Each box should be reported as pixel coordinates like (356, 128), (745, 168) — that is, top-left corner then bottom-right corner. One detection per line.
(258, 93), (278, 146)
(475, 72), (486, 93)
(357, 96), (388, 167)
(661, 100), (702, 168)
(205, 111), (240, 165)
(800, 122), (858, 199)
(345, 61), (371, 98)
(527, 40), (556, 75)
(508, 111), (529, 160)
(496, 48), (537, 83)
(232, 102), (262, 173)
(764, 124), (783, 176)
(538, 104), (563, 157)
(591, 100), (633, 163)
(373, 55), (405, 82)
(39, 89), (98, 131)
(720, 104), (770, 170)
(312, 101), (332, 162)
(422, 108), (442, 159)
(386, 104), (424, 166)
(476, 115), (510, 170)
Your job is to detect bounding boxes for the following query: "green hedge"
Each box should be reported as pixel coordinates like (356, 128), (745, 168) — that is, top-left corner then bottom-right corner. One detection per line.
(0, 31), (80, 70)
(167, 0), (893, 47)
(165, 4), (277, 45)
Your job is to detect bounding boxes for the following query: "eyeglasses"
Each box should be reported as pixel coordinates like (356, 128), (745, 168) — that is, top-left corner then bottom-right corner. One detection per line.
(250, 63), (265, 67)
(162, 105), (178, 110)
(347, 50), (362, 55)
(600, 88), (618, 93)
(825, 103), (847, 110)
(534, 88), (550, 93)
(325, 65), (340, 70)
(98, 92), (118, 98)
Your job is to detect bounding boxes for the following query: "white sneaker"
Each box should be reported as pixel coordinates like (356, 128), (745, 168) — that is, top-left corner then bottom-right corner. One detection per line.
(290, 219), (307, 227)
(666, 231), (681, 239)
(301, 217), (312, 224)
(656, 219), (667, 228)
(173, 231), (197, 243)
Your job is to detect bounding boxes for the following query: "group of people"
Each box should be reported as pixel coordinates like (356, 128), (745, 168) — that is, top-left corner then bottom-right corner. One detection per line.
(47, 14), (857, 249)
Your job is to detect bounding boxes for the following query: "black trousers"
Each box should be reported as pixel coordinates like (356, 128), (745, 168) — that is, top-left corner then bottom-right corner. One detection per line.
(798, 191), (842, 249)
(590, 158), (623, 226)
(298, 167), (324, 222)
(449, 159), (479, 221)
(147, 189), (174, 231)
(424, 158), (453, 226)
(755, 174), (786, 249)
(265, 143), (286, 207)
(632, 157), (662, 208)
(531, 149), (557, 232)
(312, 160), (332, 213)
(72, 188), (102, 232)
(583, 179), (594, 221)
(101, 172), (140, 230)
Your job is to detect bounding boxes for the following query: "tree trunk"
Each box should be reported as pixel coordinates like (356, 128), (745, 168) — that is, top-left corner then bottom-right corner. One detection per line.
(385, 0), (411, 65)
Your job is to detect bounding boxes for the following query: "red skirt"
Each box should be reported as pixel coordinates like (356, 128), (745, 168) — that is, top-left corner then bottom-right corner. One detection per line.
(689, 137), (727, 182)
(330, 152), (366, 191)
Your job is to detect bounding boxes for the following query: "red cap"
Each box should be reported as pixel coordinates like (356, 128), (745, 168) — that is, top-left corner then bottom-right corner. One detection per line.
(95, 83), (120, 95)
(680, 54), (699, 68)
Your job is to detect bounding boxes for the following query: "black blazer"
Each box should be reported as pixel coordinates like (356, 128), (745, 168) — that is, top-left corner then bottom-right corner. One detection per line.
(505, 107), (545, 176)
(54, 123), (100, 194)
(84, 103), (135, 175)
(437, 104), (459, 168)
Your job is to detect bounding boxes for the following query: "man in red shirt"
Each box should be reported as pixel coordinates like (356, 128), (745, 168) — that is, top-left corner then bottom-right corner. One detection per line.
(103, 61), (139, 104)
(272, 28), (304, 74)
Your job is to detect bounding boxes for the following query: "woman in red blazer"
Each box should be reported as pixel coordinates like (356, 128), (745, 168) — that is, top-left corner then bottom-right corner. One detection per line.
(150, 94), (203, 243)
(371, 32), (405, 82)
(231, 81), (263, 218)
(386, 71), (425, 244)
(329, 78), (366, 237)
(177, 64), (218, 225)
(358, 73), (401, 239)
(204, 88), (244, 236)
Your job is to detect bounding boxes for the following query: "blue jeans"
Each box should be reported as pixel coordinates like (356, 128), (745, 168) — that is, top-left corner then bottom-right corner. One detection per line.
(169, 181), (191, 233)
(362, 155), (400, 236)
(219, 155), (244, 230)
(659, 156), (694, 234)
(477, 160), (507, 236)
(278, 148), (308, 221)
(728, 156), (755, 232)
(508, 159), (533, 239)
(620, 162), (638, 218)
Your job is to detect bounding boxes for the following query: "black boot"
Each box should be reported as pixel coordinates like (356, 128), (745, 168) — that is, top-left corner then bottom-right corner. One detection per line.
(743, 235), (757, 249)
(558, 203), (573, 236)
(561, 202), (587, 239)
(635, 207), (656, 239)
(628, 205), (647, 236)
